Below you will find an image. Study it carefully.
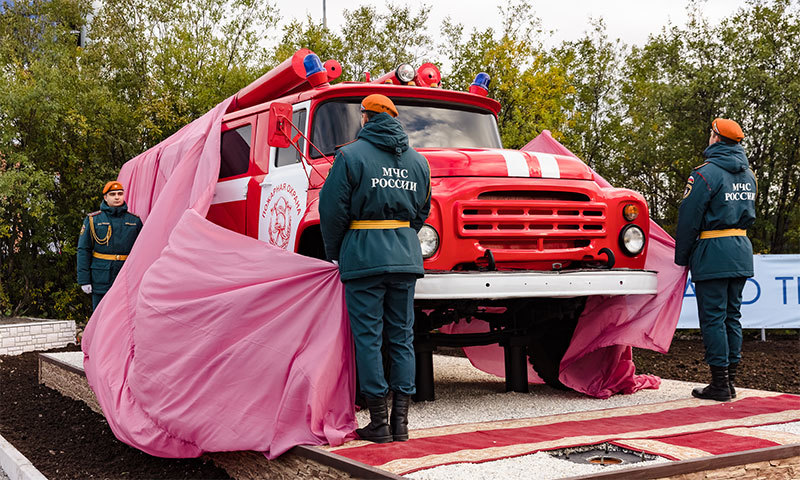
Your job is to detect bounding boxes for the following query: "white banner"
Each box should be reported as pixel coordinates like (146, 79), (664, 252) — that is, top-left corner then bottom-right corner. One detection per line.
(678, 255), (800, 329)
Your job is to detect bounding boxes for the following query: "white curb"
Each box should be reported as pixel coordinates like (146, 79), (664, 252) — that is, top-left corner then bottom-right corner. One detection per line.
(0, 433), (47, 480)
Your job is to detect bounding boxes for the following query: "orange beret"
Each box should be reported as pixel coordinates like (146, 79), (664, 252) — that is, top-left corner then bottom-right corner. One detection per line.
(103, 181), (124, 194)
(361, 94), (398, 118)
(712, 118), (744, 143)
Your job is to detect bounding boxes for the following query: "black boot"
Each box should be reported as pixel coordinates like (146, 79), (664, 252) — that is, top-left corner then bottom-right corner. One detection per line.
(355, 396), (393, 443)
(390, 392), (411, 442)
(728, 362), (738, 399)
(692, 365), (732, 401)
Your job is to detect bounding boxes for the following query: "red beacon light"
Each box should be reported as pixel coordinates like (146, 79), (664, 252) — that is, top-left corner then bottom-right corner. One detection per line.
(303, 54), (328, 87)
(469, 72), (491, 96)
(414, 63), (441, 87)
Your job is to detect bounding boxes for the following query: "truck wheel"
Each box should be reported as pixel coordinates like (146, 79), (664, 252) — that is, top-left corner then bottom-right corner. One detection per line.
(525, 298), (585, 390)
(527, 319), (578, 389)
(297, 226), (326, 260)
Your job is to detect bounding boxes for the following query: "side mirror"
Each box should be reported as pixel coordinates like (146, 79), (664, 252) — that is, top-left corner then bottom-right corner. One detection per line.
(267, 102), (293, 148)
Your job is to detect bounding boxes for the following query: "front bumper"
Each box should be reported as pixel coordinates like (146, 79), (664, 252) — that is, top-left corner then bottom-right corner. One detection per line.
(415, 269), (658, 300)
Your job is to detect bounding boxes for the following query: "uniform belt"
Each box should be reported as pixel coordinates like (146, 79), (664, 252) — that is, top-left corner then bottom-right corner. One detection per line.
(349, 220), (410, 229)
(93, 252), (129, 261)
(699, 229), (747, 239)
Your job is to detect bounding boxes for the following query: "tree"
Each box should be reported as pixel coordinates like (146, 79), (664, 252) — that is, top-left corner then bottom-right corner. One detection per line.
(86, 0), (278, 145)
(719, 0), (800, 253)
(0, 0), (280, 321)
(555, 19), (627, 182)
(613, 8), (729, 227)
(2, 0), (799, 323)
(608, 0), (800, 252)
(338, 3), (433, 81)
(272, 15), (343, 73)
(439, 1), (572, 149)
(0, 0), (102, 318)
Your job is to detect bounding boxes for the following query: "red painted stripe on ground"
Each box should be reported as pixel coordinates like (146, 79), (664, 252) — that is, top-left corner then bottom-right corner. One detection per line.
(654, 430), (780, 455)
(335, 394), (799, 466)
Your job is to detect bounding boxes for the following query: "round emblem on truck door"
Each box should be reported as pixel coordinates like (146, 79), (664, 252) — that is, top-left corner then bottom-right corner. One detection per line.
(260, 181), (304, 250)
(268, 196), (292, 248)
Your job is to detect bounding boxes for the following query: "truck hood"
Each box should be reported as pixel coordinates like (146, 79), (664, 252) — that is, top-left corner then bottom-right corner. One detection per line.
(419, 148), (594, 180)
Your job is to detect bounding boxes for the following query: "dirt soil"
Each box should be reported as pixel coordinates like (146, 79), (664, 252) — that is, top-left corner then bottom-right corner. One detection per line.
(0, 331), (797, 480)
(0, 345), (231, 480)
(632, 330), (800, 394)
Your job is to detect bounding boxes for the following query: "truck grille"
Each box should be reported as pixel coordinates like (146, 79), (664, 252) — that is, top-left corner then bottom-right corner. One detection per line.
(457, 190), (606, 251)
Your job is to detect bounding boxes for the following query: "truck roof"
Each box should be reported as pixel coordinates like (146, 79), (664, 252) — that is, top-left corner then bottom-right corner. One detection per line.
(221, 82), (502, 123)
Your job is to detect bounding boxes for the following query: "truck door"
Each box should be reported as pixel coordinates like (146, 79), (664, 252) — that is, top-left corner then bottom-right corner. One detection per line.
(209, 120), (254, 234)
(257, 101), (310, 251)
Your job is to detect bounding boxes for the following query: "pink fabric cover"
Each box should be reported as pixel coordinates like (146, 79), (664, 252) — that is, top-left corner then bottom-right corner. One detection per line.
(81, 97), (357, 458)
(443, 131), (688, 398)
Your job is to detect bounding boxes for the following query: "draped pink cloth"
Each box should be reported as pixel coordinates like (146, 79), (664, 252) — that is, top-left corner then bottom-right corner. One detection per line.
(81, 100), (684, 461)
(81, 97), (357, 458)
(443, 131), (688, 398)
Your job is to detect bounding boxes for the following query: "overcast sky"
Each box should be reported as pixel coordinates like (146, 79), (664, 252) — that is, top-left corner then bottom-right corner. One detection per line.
(272, 0), (751, 47)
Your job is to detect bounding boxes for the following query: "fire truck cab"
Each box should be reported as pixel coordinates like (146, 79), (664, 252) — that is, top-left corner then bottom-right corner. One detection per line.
(208, 49), (657, 399)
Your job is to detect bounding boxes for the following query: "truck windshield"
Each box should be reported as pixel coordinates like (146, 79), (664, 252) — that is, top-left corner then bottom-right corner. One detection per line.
(310, 99), (502, 158)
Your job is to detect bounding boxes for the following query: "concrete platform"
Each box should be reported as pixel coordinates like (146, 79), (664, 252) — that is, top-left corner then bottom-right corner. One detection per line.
(0, 318), (75, 356)
(37, 352), (800, 479)
(37, 352), (401, 479)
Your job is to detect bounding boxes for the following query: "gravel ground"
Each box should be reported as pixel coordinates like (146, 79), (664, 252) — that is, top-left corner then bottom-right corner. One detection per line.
(359, 354), (704, 428)
(346, 354), (800, 480)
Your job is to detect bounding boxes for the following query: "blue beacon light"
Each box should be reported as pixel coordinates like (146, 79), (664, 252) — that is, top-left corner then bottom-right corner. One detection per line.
(303, 54), (328, 86)
(469, 72), (491, 96)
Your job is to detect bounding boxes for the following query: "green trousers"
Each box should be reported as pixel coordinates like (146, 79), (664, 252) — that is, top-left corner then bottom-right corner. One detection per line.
(694, 277), (746, 367)
(91, 292), (105, 311)
(344, 273), (417, 399)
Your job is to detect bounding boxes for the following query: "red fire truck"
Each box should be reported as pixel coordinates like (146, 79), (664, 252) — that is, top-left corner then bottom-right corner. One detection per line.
(207, 49), (657, 399)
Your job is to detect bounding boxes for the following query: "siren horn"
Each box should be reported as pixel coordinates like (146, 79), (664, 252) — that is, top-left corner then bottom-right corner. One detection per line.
(324, 59), (342, 81)
(414, 63), (441, 88)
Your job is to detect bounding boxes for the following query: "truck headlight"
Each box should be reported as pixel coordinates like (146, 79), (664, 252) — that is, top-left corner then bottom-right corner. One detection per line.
(619, 224), (645, 256)
(418, 225), (439, 258)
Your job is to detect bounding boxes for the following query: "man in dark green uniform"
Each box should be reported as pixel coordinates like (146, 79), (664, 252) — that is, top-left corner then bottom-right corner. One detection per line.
(675, 118), (756, 402)
(320, 94), (431, 443)
(77, 181), (143, 311)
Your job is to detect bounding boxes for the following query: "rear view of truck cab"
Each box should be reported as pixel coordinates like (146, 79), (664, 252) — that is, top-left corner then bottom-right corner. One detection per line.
(208, 50), (658, 396)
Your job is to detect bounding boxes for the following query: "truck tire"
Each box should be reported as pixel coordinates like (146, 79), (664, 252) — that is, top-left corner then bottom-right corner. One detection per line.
(527, 318), (579, 389)
(297, 226), (326, 260)
(525, 298), (585, 390)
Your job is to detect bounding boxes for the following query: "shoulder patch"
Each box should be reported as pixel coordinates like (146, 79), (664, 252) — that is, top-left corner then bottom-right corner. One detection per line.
(80, 224), (86, 236)
(693, 162), (709, 170)
(87, 211), (101, 217)
(682, 178), (693, 199)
